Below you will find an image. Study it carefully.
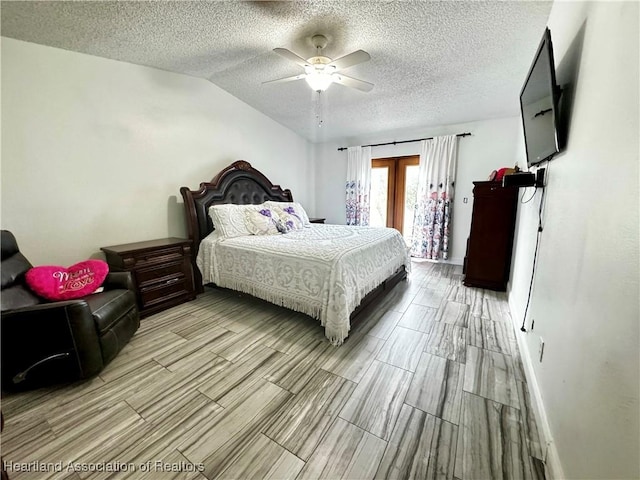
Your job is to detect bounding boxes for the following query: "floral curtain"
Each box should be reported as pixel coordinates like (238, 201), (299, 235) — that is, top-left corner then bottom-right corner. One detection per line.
(345, 146), (372, 226)
(410, 135), (458, 260)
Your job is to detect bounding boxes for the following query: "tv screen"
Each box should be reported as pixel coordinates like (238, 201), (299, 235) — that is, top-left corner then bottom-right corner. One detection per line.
(520, 28), (561, 167)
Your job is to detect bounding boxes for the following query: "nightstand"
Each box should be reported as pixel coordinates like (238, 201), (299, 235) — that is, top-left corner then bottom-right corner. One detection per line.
(101, 238), (196, 318)
(309, 218), (326, 224)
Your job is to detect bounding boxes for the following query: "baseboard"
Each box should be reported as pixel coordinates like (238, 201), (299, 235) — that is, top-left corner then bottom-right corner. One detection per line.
(447, 257), (464, 266)
(409, 257), (464, 266)
(508, 296), (565, 480)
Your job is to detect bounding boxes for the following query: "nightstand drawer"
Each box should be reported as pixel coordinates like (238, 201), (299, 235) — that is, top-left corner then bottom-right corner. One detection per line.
(140, 276), (188, 309)
(135, 260), (185, 287)
(132, 246), (184, 267)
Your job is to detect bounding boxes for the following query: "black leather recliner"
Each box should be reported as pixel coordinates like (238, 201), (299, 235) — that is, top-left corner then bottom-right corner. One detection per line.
(1, 230), (140, 390)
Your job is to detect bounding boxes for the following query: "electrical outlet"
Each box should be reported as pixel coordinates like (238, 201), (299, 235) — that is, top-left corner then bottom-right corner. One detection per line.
(538, 338), (545, 362)
(463, 197), (468, 204)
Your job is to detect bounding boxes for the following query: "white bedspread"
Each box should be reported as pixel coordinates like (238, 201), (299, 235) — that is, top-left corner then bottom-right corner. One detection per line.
(197, 224), (410, 345)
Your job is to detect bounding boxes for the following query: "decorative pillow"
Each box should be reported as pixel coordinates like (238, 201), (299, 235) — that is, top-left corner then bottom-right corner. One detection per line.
(272, 205), (305, 231)
(208, 204), (254, 238)
(25, 260), (109, 301)
(244, 207), (279, 235)
(274, 217), (293, 234)
(263, 201), (311, 226)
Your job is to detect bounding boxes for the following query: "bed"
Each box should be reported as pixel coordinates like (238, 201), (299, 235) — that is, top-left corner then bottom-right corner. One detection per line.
(180, 160), (409, 345)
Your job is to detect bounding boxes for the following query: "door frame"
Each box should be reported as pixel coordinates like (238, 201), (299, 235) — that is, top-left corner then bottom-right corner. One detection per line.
(371, 155), (419, 233)
(371, 158), (396, 228)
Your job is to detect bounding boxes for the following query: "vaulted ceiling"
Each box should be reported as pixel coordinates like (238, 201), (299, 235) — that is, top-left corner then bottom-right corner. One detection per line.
(1, 1), (553, 143)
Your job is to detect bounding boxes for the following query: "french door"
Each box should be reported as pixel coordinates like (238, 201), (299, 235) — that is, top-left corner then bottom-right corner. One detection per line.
(370, 155), (420, 243)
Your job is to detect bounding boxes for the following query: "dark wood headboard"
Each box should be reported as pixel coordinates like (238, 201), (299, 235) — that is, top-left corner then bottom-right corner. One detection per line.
(180, 160), (293, 265)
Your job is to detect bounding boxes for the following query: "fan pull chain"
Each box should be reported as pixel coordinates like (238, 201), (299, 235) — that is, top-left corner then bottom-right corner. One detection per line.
(315, 90), (324, 127)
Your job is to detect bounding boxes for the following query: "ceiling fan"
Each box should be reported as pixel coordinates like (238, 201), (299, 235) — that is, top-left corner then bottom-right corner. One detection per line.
(263, 35), (373, 93)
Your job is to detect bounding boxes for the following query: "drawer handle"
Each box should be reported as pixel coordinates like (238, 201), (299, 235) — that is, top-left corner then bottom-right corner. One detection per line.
(162, 278), (181, 286)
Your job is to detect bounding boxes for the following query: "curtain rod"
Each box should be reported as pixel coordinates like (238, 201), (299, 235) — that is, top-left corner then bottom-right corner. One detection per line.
(336, 132), (472, 151)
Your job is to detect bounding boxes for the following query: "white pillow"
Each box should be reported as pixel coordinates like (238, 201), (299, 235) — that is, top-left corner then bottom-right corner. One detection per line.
(208, 204), (253, 238)
(271, 206), (305, 232)
(264, 201), (310, 226)
(244, 207), (279, 235)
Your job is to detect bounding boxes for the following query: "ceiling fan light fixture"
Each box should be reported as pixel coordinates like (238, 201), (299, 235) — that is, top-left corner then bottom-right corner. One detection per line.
(267, 37), (372, 93)
(305, 71), (334, 91)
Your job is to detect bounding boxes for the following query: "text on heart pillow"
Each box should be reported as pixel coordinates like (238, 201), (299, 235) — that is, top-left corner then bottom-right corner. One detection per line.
(25, 260), (109, 301)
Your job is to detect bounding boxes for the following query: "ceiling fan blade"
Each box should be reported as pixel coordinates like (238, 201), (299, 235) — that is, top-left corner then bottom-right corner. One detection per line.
(262, 73), (307, 85)
(332, 74), (374, 92)
(273, 48), (309, 67)
(328, 50), (371, 71)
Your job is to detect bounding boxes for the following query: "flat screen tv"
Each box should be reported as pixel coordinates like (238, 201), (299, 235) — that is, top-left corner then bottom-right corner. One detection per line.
(520, 27), (562, 167)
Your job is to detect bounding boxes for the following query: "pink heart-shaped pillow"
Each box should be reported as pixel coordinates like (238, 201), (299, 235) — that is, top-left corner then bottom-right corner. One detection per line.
(25, 260), (109, 301)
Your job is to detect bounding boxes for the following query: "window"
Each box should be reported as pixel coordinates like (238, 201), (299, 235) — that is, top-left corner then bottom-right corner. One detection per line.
(370, 155), (420, 243)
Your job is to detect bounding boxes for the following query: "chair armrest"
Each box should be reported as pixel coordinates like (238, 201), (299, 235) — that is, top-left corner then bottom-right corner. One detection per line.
(3, 299), (91, 315)
(102, 272), (135, 291)
(1, 301), (104, 387)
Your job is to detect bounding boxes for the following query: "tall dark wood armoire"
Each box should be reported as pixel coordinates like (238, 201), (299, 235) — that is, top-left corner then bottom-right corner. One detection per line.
(463, 181), (518, 291)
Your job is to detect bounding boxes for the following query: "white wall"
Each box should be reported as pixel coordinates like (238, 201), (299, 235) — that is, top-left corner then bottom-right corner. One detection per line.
(1, 38), (313, 266)
(508, 2), (639, 478)
(315, 116), (524, 264)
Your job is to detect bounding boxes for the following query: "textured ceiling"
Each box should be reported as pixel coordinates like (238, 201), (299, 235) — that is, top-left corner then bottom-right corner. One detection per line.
(1, 1), (552, 143)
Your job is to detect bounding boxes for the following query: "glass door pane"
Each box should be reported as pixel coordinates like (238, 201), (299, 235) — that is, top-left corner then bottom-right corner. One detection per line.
(402, 165), (420, 243)
(370, 167), (388, 228)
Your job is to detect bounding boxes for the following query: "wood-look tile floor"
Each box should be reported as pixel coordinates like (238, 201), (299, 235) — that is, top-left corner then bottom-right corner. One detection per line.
(1, 262), (546, 480)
